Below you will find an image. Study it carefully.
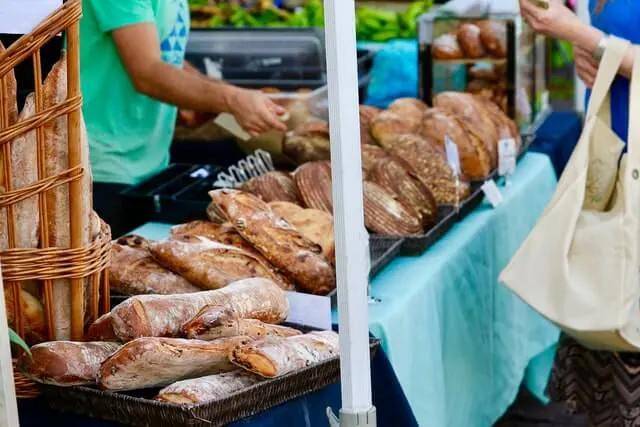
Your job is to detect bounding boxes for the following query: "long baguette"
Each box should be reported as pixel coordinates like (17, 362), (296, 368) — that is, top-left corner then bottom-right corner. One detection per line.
(181, 305), (301, 340)
(230, 331), (339, 378)
(98, 336), (250, 391)
(0, 42), (18, 232)
(43, 55), (93, 339)
(110, 277), (289, 342)
(155, 370), (261, 404)
(18, 341), (121, 386)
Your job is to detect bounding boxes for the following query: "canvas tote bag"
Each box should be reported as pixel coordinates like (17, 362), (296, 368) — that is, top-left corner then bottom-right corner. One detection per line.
(500, 37), (640, 351)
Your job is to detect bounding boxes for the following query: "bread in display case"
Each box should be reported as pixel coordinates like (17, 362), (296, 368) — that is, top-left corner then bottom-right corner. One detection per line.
(418, 11), (549, 134)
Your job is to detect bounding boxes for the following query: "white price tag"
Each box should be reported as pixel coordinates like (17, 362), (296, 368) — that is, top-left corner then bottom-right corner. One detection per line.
(445, 136), (461, 177)
(498, 138), (517, 177)
(0, 0), (61, 34)
(285, 291), (332, 330)
(481, 180), (503, 208)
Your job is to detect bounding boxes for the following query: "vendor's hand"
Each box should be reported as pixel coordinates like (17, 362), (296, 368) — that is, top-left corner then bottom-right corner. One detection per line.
(519, 0), (583, 42)
(575, 45), (598, 88)
(227, 88), (288, 137)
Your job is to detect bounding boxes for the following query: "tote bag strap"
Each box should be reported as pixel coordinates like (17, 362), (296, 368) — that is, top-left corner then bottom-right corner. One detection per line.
(586, 36), (631, 124)
(626, 46), (640, 173)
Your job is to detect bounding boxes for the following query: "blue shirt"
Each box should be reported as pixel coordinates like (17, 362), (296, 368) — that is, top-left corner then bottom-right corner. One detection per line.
(588, 0), (640, 142)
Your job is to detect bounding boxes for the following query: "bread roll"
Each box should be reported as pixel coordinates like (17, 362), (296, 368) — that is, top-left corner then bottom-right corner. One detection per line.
(231, 331), (339, 378)
(457, 23), (486, 58)
(210, 189), (335, 295)
(149, 234), (293, 290)
(478, 21), (507, 58)
(110, 278), (289, 341)
(98, 336), (249, 391)
(181, 305), (301, 340)
(431, 34), (464, 59)
(18, 341), (121, 386)
(156, 371), (261, 404)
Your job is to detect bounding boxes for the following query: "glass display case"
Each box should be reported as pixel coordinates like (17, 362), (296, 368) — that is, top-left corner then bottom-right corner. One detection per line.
(418, 11), (549, 133)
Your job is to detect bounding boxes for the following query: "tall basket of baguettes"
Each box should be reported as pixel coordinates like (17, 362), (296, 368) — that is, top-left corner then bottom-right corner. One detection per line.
(0, 0), (111, 398)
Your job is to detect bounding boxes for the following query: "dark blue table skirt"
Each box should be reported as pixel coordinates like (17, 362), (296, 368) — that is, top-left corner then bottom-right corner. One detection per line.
(530, 111), (583, 177)
(18, 346), (417, 427)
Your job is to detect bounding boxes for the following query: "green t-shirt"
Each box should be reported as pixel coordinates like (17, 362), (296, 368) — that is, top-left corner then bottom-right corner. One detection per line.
(80, 0), (190, 185)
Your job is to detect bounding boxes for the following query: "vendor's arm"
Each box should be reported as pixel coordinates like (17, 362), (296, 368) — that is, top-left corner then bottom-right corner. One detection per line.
(111, 23), (286, 135)
(519, 0), (634, 79)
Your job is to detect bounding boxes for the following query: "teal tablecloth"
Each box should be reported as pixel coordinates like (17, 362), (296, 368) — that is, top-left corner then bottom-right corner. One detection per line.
(130, 152), (559, 427)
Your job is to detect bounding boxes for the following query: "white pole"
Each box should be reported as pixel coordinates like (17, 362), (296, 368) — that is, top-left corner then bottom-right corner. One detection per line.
(323, 0), (376, 425)
(575, 0), (589, 112)
(0, 266), (20, 427)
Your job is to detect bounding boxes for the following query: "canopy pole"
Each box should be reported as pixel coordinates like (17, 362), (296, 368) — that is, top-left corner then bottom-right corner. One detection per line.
(323, 0), (376, 425)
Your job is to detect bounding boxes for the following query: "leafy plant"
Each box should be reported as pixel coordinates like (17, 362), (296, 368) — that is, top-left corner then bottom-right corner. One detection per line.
(9, 328), (31, 357)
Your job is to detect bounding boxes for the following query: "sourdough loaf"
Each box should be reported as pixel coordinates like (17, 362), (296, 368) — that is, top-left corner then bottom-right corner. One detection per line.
(457, 23), (486, 58)
(240, 171), (301, 204)
(293, 160), (333, 213)
(363, 181), (423, 235)
(283, 120), (331, 164)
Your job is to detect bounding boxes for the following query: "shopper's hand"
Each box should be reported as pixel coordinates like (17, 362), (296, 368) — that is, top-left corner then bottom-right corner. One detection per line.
(575, 45), (598, 88)
(519, 0), (583, 42)
(227, 88), (288, 137)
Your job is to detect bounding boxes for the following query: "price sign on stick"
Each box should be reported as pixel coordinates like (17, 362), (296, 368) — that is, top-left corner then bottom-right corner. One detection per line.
(445, 136), (461, 177)
(498, 138), (517, 177)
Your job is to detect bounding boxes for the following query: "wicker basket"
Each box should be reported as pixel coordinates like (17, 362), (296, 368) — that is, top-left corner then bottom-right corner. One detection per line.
(0, 0), (111, 398)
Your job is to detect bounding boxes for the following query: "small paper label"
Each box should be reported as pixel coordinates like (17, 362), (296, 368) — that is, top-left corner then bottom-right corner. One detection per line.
(445, 136), (461, 177)
(482, 180), (503, 208)
(498, 138), (517, 176)
(286, 291), (332, 330)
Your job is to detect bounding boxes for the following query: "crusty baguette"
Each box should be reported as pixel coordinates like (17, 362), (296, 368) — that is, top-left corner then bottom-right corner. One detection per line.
(98, 336), (250, 391)
(4, 286), (46, 345)
(110, 278), (289, 342)
(110, 238), (201, 295)
(210, 189), (336, 295)
(181, 305), (301, 340)
(18, 341), (121, 386)
(85, 312), (119, 342)
(230, 331), (339, 378)
(0, 41), (17, 218)
(155, 370), (261, 404)
(43, 55), (93, 339)
(149, 234), (293, 290)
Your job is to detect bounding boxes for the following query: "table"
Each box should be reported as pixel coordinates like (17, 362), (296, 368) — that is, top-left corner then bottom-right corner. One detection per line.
(131, 152), (560, 427)
(351, 152), (560, 427)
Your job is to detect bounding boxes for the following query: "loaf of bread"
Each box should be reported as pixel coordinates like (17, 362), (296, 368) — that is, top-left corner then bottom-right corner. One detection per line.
(231, 331), (339, 378)
(359, 105), (380, 146)
(363, 181), (423, 235)
(387, 98), (429, 131)
(420, 108), (492, 178)
(18, 341), (121, 386)
(361, 144), (389, 179)
(110, 278), (289, 341)
(478, 21), (507, 58)
(182, 305), (301, 340)
(156, 370), (261, 404)
(240, 171), (301, 204)
(98, 336), (249, 391)
(457, 23), (486, 58)
(0, 41), (18, 127)
(370, 110), (420, 149)
(206, 201), (226, 223)
(149, 234), (293, 290)
(4, 287), (46, 345)
(110, 237), (201, 296)
(210, 189), (335, 295)
(267, 201), (335, 264)
(85, 312), (119, 342)
(431, 34), (464, 59)
(283, 120), (331, 164)
(42, 56), (94, 339)
(294, 161), (333, 213)
(170, 220), (256, 254)
(433, 92), (499, 168)
(474, 96), (521, 149)
(386, 134), (470, 205)
(369, 158), (438, 229)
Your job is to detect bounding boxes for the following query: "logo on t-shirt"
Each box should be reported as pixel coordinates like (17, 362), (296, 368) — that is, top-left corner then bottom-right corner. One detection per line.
(160, 0), (188, 66)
